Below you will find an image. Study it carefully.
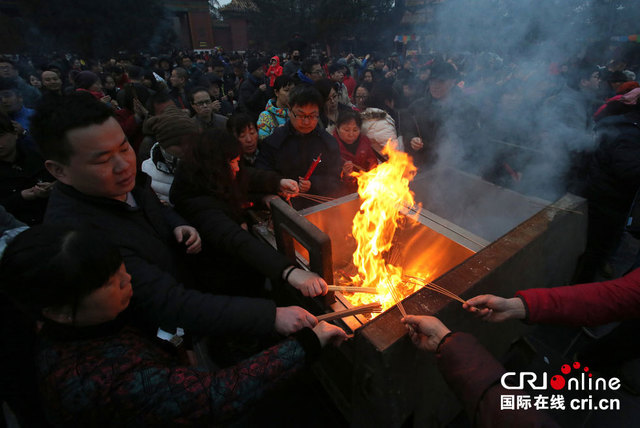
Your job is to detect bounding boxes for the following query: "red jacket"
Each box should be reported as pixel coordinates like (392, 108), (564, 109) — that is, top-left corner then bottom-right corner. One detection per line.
(266, 56), (283, 87)
(517, 268), (640, 326)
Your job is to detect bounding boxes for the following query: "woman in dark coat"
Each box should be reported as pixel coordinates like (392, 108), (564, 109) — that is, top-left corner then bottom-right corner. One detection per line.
(170, 129), (328, 297)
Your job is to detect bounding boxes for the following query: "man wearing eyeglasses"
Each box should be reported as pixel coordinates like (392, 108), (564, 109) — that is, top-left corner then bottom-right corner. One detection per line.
(256, 85), (343, 209)
(188, 87), (228, 131)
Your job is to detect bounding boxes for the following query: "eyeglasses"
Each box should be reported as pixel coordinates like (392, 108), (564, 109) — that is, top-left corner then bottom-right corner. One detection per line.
(194, 99), (212, 106)
(291, 110), (319, 121)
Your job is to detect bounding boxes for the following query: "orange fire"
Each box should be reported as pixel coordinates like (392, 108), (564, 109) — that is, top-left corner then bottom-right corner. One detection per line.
(344, 141), (424, 316)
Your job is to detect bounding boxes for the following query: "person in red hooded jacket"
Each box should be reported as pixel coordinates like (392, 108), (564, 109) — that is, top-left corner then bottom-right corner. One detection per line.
(266, 56), (283, 87)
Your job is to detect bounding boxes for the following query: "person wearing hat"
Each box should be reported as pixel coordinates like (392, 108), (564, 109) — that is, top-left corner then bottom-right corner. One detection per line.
(238, 57), (271, 120)
(400, 60), (477, 168)
(141, 105), (200, 204)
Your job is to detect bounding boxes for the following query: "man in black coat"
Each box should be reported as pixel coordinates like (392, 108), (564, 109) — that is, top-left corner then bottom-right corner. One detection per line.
(30, 92), (317, 339)
(256, 85), (344, 209)
(574, 102), (640, 283)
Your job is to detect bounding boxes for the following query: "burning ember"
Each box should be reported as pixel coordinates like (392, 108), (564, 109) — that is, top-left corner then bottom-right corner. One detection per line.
(343, 141), (426, 316)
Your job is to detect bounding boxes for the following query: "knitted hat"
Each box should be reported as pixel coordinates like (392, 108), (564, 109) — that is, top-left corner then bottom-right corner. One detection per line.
(143, 105), (200, 149)
(75, 71), (99, 89)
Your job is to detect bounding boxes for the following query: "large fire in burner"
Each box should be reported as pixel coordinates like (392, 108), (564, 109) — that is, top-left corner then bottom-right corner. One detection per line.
(343, 141), (426, 316)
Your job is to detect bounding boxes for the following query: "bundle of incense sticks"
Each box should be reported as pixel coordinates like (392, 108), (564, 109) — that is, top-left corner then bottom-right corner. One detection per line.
(316, 302), (382, 322)
(403, 274), (467, 304)
(296, 193), (335, 204)
(327, 285), (379, 294)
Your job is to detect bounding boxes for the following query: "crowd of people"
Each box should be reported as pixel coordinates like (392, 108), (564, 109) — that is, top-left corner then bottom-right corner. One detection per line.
(1, 39), (640, 426)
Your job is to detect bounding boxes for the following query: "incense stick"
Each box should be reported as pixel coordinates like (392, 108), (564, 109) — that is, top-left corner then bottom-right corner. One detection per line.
(403, 274), (467, 304)
(327, 285), (379, 294)
(316, 302), (382, 322)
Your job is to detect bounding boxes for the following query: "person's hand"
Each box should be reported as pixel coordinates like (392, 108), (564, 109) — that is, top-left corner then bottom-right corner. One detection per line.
(259, 83), (267, 91)
(298, 177), (311, 193)
(11, 121), (24, 135)
(410, 137), (424, 151)
(211, 100), (222, 112)
(463, 295), (526, 322)
(100, 95), (112, 105)
(173, 225), (202, 254)
(385, 70), (395, 79)
(312, 321), (349, 347)
(278, 179), (299, 197)
(402, 315), (451, 352)
(342, 161), (354, 177)
(133, 98), (148, 120)
(285, 268), (328, 297)
(275, 306), (317, 336)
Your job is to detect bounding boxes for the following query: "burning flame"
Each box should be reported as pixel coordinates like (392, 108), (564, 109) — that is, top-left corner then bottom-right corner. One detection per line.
(344, 141), (424, 316)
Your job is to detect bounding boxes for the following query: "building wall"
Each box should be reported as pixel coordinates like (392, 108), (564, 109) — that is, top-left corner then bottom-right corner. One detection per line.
(164, 0), (214, 50)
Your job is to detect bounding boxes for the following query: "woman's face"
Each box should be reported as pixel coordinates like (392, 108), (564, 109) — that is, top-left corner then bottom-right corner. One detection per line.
(29, 75), (42, 88)
(74, 263), (133, 325)
(89, 79), (103, 93)
(237, 125), (258, 156)
(337, 119), (361, 145)
(363, 72), (373, 83)
(103, 76), (115, 90)
(355, 87), (369, 110)
(229, 156), (240, 179)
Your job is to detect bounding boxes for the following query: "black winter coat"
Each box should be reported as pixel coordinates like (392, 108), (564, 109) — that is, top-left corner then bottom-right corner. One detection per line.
(588, 109), (640, 212)
(0, 144), (53, 225)
(256, 121), (343, 208)
(44, 176), (277, 338)
(170, 166), (292, 287)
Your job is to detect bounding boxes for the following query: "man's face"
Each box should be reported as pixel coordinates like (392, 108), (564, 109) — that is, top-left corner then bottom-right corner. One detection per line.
(374, 60), (385, 70)
(0, 90), (22, 113)
(289, 103), (319, 134)
(252, 66), (265, 79)
(308, 64), (324, 81)
(191, 91), (213, 118)
(182, 58), (192, 69)
(429, 78), (456, 100)
(292, 50), (300, 60)
(47, 117), (136, 201)
(212, 66), (225, 79)
(170, 70), (184, 89)
(586, 72), (601, 90)
(0, 62), (14, 78)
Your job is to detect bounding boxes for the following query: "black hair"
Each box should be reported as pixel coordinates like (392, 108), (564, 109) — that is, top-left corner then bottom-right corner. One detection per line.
(147, 90), (172, 115)
(188, 86), (210, 103)
(273, 75), (294, 91)
(30, 92), (114, 164)
(336, 109), (362, 128)
(121, 82), (150, 111)
(0, 225), (122, 321)
(369, 83), (396, 110)
(287, 84), (323, 110)
(227, 112), (257, 137)
(180, 130), (246, 218)
(0, 111), (15, 135)
(0, 77), (19, 93)
(328, 63), (345, 75)
(301, 57), (321, 75)
(313, 78), (340, 106)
